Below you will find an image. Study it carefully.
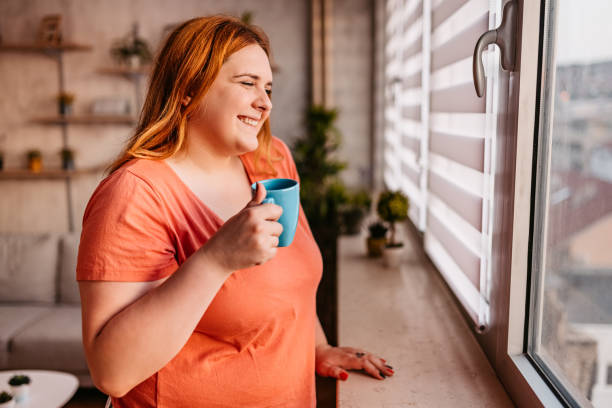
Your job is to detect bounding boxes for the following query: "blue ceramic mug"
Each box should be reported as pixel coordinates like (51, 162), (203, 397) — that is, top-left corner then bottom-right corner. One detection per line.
(251, 178), (300, 247)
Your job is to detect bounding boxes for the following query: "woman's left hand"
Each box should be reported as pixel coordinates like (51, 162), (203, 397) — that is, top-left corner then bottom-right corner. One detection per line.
(315, 344), (394, 381)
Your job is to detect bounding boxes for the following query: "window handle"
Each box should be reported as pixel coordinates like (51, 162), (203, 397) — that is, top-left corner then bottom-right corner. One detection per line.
(473, 0), (518, 97)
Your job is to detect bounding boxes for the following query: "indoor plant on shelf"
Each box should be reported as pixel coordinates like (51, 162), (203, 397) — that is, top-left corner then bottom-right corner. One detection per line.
(376, 190), (409, 268)
(0, 391), (14, 408)
(366, 221), (388, 257)
(60, 148), (75, 170)
(8, 375), (30, 403)
(26, 150), (42, 172)
(57, 92), (74, 116)
(340, 189), (372, 235)
(111, 23), (152, 68)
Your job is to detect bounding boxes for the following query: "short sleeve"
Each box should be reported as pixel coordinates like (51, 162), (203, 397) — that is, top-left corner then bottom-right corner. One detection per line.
(76, 170), (178, 282)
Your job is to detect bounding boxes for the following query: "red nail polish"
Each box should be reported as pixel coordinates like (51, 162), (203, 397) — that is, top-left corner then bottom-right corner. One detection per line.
(339, 372), (348, 381)
(381, 359), (386, 363)
(388, 369), (394, 374)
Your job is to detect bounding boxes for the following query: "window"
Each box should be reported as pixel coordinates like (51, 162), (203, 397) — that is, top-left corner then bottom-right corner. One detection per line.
(379, 0), (612, 406)
(528, 1), (612, 406)
(378, 0), (612, 405)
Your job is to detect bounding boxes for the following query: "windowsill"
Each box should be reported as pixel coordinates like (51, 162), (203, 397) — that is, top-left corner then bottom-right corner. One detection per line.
(336, 234), (514, 407)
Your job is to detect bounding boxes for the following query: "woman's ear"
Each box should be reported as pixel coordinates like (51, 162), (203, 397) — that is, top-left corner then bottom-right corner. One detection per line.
(181, 95), (192, 106)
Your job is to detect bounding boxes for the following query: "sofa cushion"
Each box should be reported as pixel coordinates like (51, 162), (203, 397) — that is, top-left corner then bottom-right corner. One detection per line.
(59, 233), (81, 304)
(0, 305), (53, 367)
(0, 234), (59, 303)
(8, 305), (88, 372)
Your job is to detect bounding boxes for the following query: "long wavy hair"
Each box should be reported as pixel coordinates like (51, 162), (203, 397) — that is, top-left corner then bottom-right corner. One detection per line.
(107, 15), (278, 175)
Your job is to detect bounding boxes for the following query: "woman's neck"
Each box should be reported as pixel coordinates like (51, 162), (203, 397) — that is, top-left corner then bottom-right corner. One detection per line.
(171, 128), (238, 175)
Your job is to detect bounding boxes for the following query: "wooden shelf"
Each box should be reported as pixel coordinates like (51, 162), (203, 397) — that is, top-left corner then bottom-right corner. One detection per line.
(0, 42), (92, 52)
(98, 66), (151, 77)
(32, 115), (136, 125)
(0, 167), (105, 180)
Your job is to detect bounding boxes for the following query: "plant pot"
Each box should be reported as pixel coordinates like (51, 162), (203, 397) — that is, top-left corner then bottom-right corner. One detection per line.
(341, 208), (366, 235)
(9, 384), (29, 403)
(59, 102), (73, 116)
(366, 237), (387, 257)
(61, 153), (75, 170)
(383, 244), (404, 268)
(129, 54), (141, 68)
(28, 156), (42, 172)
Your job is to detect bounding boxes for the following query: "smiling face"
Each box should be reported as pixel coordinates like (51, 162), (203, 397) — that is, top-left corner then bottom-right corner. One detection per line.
(188, 43), (273, 157)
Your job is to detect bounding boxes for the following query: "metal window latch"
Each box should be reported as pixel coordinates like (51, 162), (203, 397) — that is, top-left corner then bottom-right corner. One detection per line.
(473, 0), (518, 97)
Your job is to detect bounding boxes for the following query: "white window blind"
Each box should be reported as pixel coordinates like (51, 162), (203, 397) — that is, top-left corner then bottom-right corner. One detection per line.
(384, 0), (428, 230)
(383, 0), (503, 331)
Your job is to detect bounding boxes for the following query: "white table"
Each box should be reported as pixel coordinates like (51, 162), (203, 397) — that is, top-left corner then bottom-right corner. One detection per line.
(0, 370), (78, 408)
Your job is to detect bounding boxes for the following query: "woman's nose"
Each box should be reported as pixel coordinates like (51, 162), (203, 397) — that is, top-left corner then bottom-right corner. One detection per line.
(254, 90), (272, 112)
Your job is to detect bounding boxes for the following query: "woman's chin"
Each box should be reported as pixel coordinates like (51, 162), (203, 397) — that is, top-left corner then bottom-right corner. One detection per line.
(236, 137), (259, 154)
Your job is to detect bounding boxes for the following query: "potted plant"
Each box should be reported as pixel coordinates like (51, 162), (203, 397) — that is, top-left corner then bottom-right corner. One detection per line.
(366, 221), (388, 257)
(60, 148), (75, 170)
(8, 375), (30, 403)
(111, 23), (152, 68)
(0, 391), (14, 408)
(292, 105), (347, 346)
(293, 105), (347, 231)
(376, 190), (409, 268)
(340, 189), (372, 235)
(57, 92), (75, 116)
(27, 150), (42, 172)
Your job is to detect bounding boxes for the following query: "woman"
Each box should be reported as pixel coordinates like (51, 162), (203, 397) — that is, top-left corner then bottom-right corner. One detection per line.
(77, 15), (393, 407)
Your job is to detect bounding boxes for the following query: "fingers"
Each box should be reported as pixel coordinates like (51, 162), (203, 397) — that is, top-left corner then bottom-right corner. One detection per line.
(270, 235), (279, 248)
(363, 360), (385, 380)
(250, 202), (283, 222)
(365, 353), (393, 377)
(247, 182), (267, 207)
(350, 350), (394, 380)
(328, 366), (349, 381)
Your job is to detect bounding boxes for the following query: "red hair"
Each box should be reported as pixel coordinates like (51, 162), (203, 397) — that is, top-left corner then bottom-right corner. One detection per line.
(107, 15), (278, 175)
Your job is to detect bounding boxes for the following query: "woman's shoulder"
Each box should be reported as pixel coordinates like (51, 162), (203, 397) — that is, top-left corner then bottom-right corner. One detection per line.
(98, 159), (169, 194)
(84, 159), (169, 219)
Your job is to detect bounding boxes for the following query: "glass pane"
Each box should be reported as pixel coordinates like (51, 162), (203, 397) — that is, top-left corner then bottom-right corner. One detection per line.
(530, 1), (612, 407)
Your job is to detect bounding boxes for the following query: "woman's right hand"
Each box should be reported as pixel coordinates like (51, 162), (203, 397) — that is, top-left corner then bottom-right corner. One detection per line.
(201, 182), (284, 271)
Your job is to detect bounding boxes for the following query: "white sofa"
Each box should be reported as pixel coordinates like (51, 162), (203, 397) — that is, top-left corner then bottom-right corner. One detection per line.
(0, 233), (92, 386)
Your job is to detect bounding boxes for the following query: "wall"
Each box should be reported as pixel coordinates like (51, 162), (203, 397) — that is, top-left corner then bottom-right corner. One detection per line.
(0, 0), (309, 233)
(331, 0), (373, 189)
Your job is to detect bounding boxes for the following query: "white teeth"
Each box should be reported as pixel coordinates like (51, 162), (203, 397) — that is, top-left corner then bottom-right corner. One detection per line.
(239, 116), (258, 126)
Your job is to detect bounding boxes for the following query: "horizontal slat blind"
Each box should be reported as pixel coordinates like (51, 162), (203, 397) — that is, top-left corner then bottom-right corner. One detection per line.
(384, 0), (426, 228)
(382, 0), (501, 331)
(425, 0), (496, 331)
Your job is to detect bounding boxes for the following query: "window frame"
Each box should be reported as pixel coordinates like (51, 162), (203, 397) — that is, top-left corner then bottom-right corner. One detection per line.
(489, 0), (590, 406)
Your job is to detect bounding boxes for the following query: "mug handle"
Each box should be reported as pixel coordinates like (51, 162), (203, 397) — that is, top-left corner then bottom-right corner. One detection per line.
(262, 197), (275, 205)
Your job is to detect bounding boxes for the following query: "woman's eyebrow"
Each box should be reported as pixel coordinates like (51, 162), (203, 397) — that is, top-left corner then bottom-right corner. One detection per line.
(233, 73), (273, 86)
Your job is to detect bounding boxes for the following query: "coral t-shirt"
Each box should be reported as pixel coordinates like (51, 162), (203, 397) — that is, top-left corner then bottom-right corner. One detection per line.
(76, 137), (323, 407)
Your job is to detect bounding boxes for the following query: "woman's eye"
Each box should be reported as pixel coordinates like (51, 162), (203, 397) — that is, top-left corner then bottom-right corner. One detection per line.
(241, 82), (254, 86)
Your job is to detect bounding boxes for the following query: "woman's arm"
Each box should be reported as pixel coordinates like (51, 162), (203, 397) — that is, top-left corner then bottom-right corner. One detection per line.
(81, 185), (282, 398)
(80, 248), (228, 398)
